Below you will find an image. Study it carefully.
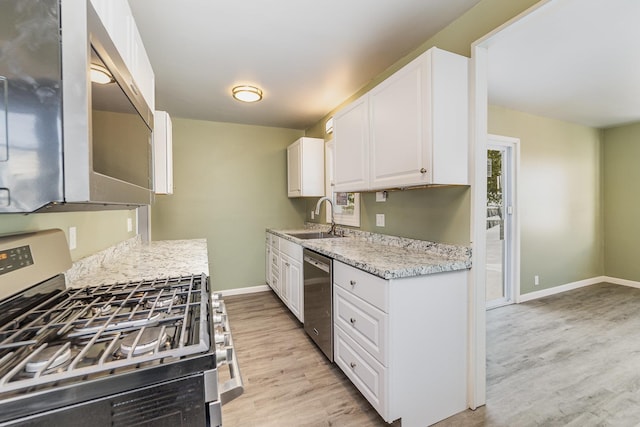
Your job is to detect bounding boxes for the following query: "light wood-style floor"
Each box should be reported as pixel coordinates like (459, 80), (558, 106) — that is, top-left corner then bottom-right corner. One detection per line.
(222, 283), (640, 426)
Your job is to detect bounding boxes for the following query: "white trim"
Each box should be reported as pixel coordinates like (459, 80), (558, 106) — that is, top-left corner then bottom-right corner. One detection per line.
(518, 276), (606, 302)
(467, 44), (487, 409)
(219, 284), (271, 297)
(487, 134), (521, 308)
(603, 276), (640, 289)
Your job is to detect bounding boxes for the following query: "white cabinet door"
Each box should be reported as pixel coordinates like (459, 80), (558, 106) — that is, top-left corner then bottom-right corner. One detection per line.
(429, 48), (468, 185)
(286, 257), (303, 322)
(286, 140), (302, 196)
(332, 47), (468, 192)
(369, 56), (430, 189)
(265, 237), (272, 287)
(90, 0), (155, 111)
(279, 255), (291, 305)
(287, 137), (324, 198)
(333, 96), (369, 192)
(153, 111), (173, 194)
(127, 16), (155, 110)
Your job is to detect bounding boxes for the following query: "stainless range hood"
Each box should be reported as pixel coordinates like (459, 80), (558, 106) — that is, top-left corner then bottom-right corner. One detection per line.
(0, 0), (154, 213)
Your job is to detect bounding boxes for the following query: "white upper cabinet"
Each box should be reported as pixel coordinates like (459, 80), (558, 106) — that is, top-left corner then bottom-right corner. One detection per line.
(333, 47), (468, 192)
(333, 96), (369, 193)
(287, 137), (325, 198)
(153, 111), (173, 194)
(90, 0), (155, 110)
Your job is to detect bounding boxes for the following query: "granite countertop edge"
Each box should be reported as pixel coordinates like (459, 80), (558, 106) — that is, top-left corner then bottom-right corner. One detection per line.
(65, 237), (209, 288)
(267, 226), (472, 280)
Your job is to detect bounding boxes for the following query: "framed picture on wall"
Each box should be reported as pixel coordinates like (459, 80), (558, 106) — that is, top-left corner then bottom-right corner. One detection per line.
(333, 192), (360, 226)
(325, 139), (361, 227)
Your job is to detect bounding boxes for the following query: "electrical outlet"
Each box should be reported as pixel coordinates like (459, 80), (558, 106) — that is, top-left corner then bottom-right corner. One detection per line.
(311, 211), (315, 220)
(127, 218), (133, 232)
(376, 191), (387, 202)
(376, 214), (385, 227)
(534, 275), (540, 286)
(68, 227), (77, 250)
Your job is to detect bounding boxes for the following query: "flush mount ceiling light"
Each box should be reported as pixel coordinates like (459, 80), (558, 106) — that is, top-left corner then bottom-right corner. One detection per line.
(232, 85), (263, 103)
(90, 63), (114, 84)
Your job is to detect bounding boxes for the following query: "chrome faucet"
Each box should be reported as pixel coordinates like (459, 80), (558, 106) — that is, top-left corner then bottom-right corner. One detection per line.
(314, 196), (336, 235)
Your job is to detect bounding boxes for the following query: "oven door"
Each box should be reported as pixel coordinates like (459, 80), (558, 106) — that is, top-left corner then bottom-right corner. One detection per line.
(2, 375), (208, 427)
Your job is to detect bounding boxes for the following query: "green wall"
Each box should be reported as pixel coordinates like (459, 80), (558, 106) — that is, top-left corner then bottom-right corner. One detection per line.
(303, 187), (470, 245)
(150, 118), (306, 291)
(0, 210), (137, 261)
(488, 105), (604, 294)
(603, 122), (640, 280)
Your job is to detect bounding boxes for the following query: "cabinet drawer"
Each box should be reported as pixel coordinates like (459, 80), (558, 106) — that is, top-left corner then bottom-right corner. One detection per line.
(334, 286), (388, 365)
(271, 251), (280, 269)
(268, 233), (279, 250)
(334, 261), (388, 312)
(280, 237), (302, 259)
(335, 326), (388, 419)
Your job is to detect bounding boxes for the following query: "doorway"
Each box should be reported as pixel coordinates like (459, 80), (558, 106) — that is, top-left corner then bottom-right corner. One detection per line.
(486, 135), (519, 309)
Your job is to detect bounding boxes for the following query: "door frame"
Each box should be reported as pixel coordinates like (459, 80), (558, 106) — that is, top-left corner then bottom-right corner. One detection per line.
(486, 135), (520, 309)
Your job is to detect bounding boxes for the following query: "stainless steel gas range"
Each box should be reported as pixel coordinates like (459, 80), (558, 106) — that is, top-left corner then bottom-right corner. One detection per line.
(0, 229), (242, 426)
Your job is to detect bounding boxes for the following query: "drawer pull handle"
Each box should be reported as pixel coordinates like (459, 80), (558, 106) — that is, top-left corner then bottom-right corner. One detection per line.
(350, 362), (356, 368)
(350, 280), (356, 286)
(350, 318), (356, 324)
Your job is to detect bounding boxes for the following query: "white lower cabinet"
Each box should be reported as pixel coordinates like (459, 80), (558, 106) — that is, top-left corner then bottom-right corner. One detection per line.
(265, 232), (304, 323)
(333, 260), (468, 427)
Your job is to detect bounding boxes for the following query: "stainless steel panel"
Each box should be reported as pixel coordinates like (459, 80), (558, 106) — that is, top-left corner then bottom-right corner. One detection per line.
(0, 0), (153, 213)
(204, 369), (219, 403)
(0, 229), (71, 302)
(303, 249), (333, 361)
(0, 0), (64, 212)
(61, 0), (153, 207)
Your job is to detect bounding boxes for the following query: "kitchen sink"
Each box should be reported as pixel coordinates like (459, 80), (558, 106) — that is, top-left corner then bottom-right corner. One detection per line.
(287, 232), (343, 240)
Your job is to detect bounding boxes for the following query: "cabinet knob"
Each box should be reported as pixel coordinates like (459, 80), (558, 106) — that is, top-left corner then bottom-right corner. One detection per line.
(420, 168), (427, 174)
(350, 362), (357, 368)
(350, 280), (356, 286)
(350, 317), (356, 324)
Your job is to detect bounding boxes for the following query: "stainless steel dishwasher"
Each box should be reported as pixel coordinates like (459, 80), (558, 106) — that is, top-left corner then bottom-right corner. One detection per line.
(303, 249), (333, 361)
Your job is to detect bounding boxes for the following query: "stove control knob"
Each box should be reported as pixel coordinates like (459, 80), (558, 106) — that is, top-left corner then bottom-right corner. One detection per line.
(215, 333), (226, 344)
(216, 347), (233, 366)
(212, 293), (222, 301)
(213, 313), (226, 324)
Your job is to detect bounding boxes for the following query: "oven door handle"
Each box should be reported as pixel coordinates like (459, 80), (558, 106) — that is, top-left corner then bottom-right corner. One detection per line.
(219, 346), (244, 404)
(217, 300), (244, 405)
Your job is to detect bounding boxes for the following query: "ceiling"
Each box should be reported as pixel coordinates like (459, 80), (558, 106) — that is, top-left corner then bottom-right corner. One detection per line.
(127, 0), (482, 130)
(484, 0), (640, 129)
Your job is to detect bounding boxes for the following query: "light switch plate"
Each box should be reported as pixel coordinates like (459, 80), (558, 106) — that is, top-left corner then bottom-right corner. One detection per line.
(127, 218), (133, 232)
(68, 226), (77, 250)
(376, 191), (387, 202)
(376, 214), (385, 227)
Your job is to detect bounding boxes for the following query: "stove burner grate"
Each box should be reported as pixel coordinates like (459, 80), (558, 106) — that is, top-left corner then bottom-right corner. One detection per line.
(24, 345), (72, 373)
(120, 327), (168, 356)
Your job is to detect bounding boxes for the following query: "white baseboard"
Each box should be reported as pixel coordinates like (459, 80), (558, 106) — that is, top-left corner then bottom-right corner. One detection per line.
(518, 276), (607, 303)
(602, 276), (640, 289)
(218, 284), (271, 297)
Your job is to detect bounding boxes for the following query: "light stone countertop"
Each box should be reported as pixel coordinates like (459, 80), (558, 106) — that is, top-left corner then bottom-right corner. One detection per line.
(65, 236), (208, 288)
(268, 226), (471, 280)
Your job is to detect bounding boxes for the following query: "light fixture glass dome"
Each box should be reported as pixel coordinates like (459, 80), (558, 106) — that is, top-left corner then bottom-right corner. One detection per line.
(232, 85), (263, 103)
(90, 63), (114, 84)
